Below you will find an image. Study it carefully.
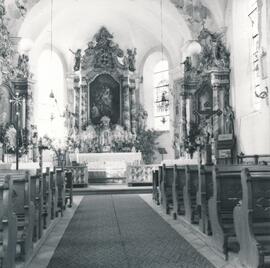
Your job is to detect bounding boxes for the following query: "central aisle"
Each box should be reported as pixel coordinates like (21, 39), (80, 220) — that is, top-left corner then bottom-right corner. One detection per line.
(48, 195), (214, 268)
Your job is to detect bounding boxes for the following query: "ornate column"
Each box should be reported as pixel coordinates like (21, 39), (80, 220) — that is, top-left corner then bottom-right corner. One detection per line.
(179, 80), (187, 155)
(210, 68), (232, 163)
(210, 69), (230, 135)
(26, 80), (35, 135)
(80, 77), (88, 127)
(129, 75), (136, 134)
(73, 75), (81, 130)
(122, 73), (131, 131)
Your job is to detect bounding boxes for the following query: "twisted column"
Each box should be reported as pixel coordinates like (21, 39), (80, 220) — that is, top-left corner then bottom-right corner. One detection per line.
(122, 76), (131, 131)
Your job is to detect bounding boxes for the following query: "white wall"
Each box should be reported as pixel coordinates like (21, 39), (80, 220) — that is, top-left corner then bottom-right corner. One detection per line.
(140, 50), (175, 162)
(226, 0), (270, 154)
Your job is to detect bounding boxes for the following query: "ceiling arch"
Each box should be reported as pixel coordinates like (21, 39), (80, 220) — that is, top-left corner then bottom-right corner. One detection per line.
(18, 0), (192, 73)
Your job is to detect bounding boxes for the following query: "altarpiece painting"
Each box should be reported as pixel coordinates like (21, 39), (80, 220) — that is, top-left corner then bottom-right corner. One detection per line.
(89, 73), (121, 125)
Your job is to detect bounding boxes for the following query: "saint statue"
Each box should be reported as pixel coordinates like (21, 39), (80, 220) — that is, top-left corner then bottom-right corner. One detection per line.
(126, 48), (137, 72)
(70, 49), (82, 71)
(136, 105), (148, 131)
(99, 116), (112, 152)
(224, 105), (234, 134)
(17, 54), (29, 78)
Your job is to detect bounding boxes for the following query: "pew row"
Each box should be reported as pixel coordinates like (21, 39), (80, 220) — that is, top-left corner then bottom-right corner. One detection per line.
(197, 165), (214, 235)
(0, 171), (35, 261)
(234, 168), (270, 268)
(0, 167), (67, 267)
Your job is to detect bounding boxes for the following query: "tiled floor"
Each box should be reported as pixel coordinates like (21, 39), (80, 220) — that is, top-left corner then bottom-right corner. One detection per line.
(140, 194), (243, 268)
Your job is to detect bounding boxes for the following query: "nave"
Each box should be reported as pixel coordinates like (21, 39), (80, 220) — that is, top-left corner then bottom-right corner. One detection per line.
(36, 194), (215, 268)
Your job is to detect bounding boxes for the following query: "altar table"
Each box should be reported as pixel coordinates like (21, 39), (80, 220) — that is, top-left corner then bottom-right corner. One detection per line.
(69, 152), (142, 179)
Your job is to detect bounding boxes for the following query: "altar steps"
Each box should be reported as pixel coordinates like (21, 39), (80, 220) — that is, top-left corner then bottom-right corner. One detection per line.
(73, 185), (152, 196)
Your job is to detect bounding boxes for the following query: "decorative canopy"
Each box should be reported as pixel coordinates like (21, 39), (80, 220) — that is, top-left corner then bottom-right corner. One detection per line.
(81, 27), (136, 82)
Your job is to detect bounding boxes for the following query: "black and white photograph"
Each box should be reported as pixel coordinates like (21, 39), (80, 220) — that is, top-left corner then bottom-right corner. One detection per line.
(0, 0), (269, 267)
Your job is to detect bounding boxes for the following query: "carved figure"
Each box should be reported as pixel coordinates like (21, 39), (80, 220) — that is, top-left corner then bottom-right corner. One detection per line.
(17, 54), (29, 78)
(70, 49), (82, 71)
(99, 116), (112, 152)
(182, 56), (192, 72)
(126, 48), (136, 71)
(224, 105), (234, 134)
(15, 0), (27, 16)
(137, 106), (148, 131)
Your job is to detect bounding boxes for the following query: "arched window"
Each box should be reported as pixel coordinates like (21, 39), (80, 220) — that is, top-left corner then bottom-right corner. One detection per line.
(153, 60), (170, 131)
(36, 50), (66, 139)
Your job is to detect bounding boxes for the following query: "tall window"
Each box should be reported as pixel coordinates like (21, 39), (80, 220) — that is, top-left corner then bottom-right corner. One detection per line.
(37, 50), (66, 139)
(153, 60), (170, 131)
(248, 0), (261, 109)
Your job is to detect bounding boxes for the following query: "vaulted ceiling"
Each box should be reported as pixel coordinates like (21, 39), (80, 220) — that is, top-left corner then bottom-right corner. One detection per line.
(4, 0), (229, 74)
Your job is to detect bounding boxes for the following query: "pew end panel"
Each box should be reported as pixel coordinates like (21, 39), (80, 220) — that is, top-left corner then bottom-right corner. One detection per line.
(198, 165), (214, 234)
(162, 164), (174, 215)
(234, 168), (270, 268)
(208, 166), (242, 259)
(0, 176), (17, 268)
(184, 165), (199, 224)
(172, 165), (186, 218)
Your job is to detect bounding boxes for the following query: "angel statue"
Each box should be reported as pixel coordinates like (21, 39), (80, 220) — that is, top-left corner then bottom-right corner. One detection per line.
(69, 48), (82, 71)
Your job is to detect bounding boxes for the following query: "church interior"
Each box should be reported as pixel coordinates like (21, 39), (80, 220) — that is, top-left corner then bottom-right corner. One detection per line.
(0, 0), (270, 267)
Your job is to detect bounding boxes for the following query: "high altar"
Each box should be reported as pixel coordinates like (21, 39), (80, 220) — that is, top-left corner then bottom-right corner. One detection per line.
(67, 27), (142, 175)
(70, 27), (141, 154)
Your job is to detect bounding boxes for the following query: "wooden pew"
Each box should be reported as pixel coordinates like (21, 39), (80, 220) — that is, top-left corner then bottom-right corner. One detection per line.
(0, 171), (35, 261)
(184, 165), (200, 224)
(209, 165), (270, 260)
(42, 168), (52, 229)
(234, 167), (270, 268)
(55, 168), (66, 216)
(29, 170), (43, 241)
(208, 165), (242, 259)
(152, 168), (160, 205)
(0, 176), (17, 268)
(198, 164), (214, 234)
(49, 170), (59, 219)
(12, 172), (35, 261)
(172, 165), (185, 219)
(161, 164), (174, 214)
(65, 170), (73, 208)
(158, 165), (163, 206)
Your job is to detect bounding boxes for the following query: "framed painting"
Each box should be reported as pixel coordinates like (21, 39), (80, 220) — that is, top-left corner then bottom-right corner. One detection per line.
(89, 73), (121, 125)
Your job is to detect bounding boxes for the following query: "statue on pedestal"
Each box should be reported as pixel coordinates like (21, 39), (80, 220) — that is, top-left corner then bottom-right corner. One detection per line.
(99, 116), (112, 152)
(224, 105), (234, 134)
